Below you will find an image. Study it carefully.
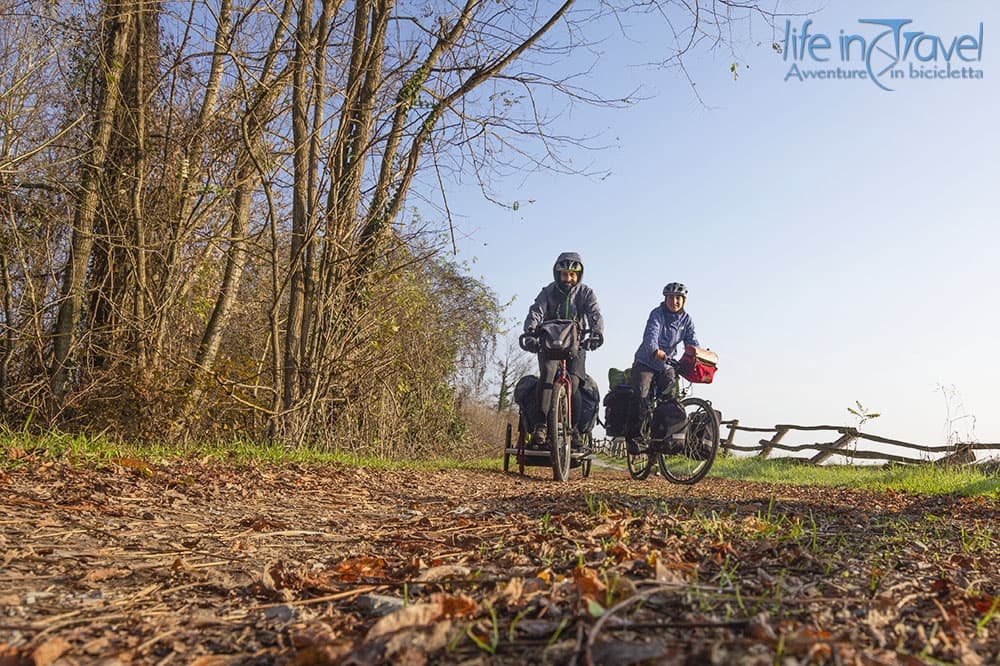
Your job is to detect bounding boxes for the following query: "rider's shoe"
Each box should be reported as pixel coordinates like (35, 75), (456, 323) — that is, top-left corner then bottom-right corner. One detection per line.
(531, 425), (548, 445)
(571, 432), (591, 453)
(625, 436), (640, 456)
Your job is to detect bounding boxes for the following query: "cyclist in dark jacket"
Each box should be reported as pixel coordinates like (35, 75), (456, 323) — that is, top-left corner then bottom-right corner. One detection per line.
(627, 282), (699, 451)
(523, 252), (604, 448)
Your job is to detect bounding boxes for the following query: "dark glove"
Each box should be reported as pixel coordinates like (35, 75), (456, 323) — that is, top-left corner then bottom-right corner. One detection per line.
(523, 337), (540, 354)
(583, 333), (604, 351)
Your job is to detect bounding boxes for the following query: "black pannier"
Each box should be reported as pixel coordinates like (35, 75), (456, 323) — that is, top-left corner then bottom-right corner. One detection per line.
(651, 398), (687, 440)
(513, 374), (541, 431)
(685, 409), (715, 460)
(576, 375), (600, 434)
(602, 384), (633, 438)
(514, 372), (600, 436)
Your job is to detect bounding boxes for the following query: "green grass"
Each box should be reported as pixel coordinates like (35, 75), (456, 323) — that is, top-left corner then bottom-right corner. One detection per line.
(710, 455), (1000, 498)
(3, 428), (998, 497)
(0, 427), (486, 472)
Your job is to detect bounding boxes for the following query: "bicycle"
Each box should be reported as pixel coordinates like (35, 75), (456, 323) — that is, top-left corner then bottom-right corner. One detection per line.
(510, 319), (602, 481)
(626, 363), (720, 485)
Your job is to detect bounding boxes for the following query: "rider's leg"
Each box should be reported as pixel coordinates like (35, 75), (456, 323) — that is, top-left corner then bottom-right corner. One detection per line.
(568, 358), (584, 448)
(627, 364), (655, 445)
(534, 352), (559, 441)
(656, 365), (677, 399)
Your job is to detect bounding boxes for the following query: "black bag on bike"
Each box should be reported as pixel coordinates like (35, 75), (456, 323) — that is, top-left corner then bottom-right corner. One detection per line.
(575, 374), (600, 434)
(602, 384), (633, 438)
(651, 398), (687, 440)
(685, 410), (716, 460)
(513, 375), (542, 431)
(537, 319), (580, 359)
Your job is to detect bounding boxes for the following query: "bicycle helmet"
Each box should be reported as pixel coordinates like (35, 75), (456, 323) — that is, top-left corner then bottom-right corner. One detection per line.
(662, 282), (688, 297)
(552, 251), (584, 282)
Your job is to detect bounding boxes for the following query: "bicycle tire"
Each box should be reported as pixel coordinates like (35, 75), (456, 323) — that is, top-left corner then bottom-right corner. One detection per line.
(657, 396), (719, 485)
(503, 423), (512, 472)
(580, 433), (593, 478)
(626, 446), (653, 480)
(625, 399), (655, 481)
(549, 383), (572, 481)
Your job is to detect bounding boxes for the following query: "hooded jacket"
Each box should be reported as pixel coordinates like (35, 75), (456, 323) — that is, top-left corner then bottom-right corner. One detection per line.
(633, 305), (699, 373)
(523, 252), (604, 337)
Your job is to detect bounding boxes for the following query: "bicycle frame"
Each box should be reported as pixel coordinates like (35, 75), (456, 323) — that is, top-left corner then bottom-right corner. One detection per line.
(554, 359), (573, 426)
(516, 320), (601, 481)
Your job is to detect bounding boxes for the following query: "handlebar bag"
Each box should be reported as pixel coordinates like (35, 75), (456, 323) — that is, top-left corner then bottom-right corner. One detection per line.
(678, 346), (718, 384)
(537, 319), (580, 359)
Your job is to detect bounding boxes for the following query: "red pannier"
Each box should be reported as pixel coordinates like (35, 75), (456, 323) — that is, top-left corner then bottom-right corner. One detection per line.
(678, 346), (718, 384)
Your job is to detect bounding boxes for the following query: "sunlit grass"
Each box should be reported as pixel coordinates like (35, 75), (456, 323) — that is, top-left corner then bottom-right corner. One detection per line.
(711, 455), (1000, 498)
(3, 428), (997, 497)
(0, 427), (491, 472)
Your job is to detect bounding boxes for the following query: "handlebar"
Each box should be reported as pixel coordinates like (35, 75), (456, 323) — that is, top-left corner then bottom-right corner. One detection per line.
(518, 323), (603, 353)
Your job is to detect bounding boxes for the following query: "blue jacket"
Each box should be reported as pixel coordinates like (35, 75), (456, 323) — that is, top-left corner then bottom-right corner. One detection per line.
(633, 306), (699, 373)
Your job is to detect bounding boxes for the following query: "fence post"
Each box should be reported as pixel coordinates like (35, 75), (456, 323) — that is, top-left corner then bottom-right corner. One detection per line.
(723, 419), (739, 455)
(758, 426), (789, 459)
(809, 429), (857, 465)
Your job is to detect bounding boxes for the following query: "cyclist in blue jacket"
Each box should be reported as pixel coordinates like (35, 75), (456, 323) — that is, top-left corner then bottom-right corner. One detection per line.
(626, 282), (699, 451)
(523, 252), (604, 449)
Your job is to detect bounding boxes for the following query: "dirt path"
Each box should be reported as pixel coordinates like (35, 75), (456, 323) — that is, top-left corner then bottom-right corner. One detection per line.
(1, 459), (998, 664)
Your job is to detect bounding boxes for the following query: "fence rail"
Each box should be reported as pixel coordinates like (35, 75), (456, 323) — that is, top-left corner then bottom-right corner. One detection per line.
(594, 420), (999, 467)
(719, 419), (1000, 466)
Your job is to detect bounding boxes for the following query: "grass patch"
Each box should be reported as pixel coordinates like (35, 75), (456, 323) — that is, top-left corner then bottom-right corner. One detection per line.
(711, 455), (1000, 498)
(4, 428), (997, 498)
(0, 427), (493, 473)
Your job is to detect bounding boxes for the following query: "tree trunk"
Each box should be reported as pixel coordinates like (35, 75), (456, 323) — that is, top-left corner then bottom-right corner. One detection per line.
(50, 0), (135, 404)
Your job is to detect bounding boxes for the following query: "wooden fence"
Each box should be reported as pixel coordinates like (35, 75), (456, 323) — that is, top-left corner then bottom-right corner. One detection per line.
(719, 420), (1000, 466)
(595, 421), (1000, 467)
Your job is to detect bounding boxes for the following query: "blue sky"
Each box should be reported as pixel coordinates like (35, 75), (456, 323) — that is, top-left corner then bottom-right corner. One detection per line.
(443, 1), (998, 450)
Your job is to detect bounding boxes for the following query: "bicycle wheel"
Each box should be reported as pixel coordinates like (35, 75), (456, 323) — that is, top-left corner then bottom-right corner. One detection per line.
(626, 415), (654, 480)
(503, 423), (511, 473)
(580, 433), (593, 478)
(549, 383), (572, 481)
(657, 396), (719, 484)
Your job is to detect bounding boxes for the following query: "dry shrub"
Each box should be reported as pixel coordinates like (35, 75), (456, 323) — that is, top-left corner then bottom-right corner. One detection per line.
(459, 400), (518, 461)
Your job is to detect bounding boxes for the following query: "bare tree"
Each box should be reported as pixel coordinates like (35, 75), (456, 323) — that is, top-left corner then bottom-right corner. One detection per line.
(50, 0), (135, 404)
(0, 0), (782, 449)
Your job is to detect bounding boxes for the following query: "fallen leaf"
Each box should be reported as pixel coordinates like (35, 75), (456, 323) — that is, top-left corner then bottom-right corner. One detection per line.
(573, 565), (606, 599)
(745, 613), (777, 642)
(292, 642), (353, 665)
(0, 644), (24, 666)
(415, 565), (470, 582)
(115, 457), (155, 477)
(585, 598), (605, 617)
(81, 567), (129, 583)
(432, 592), (477, 618)
(383, 622), (453, 663)
(366, 603), (443, 640)
(188, 657), (242, 666)
(334, 556), (387, 582)
(32, 637), (70, 666)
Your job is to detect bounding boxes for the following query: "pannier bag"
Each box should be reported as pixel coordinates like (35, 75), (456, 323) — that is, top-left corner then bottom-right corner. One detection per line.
(607, 366), (632, 388)
(602, 384), (633, 438)
(678, 346), (718, 384)
(651, 398), (687, 440)
(513, 374), (542, 431)
(685, 410), (716, 460)
(537, 319), (580, 359)
(575, 374), (601, 434)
